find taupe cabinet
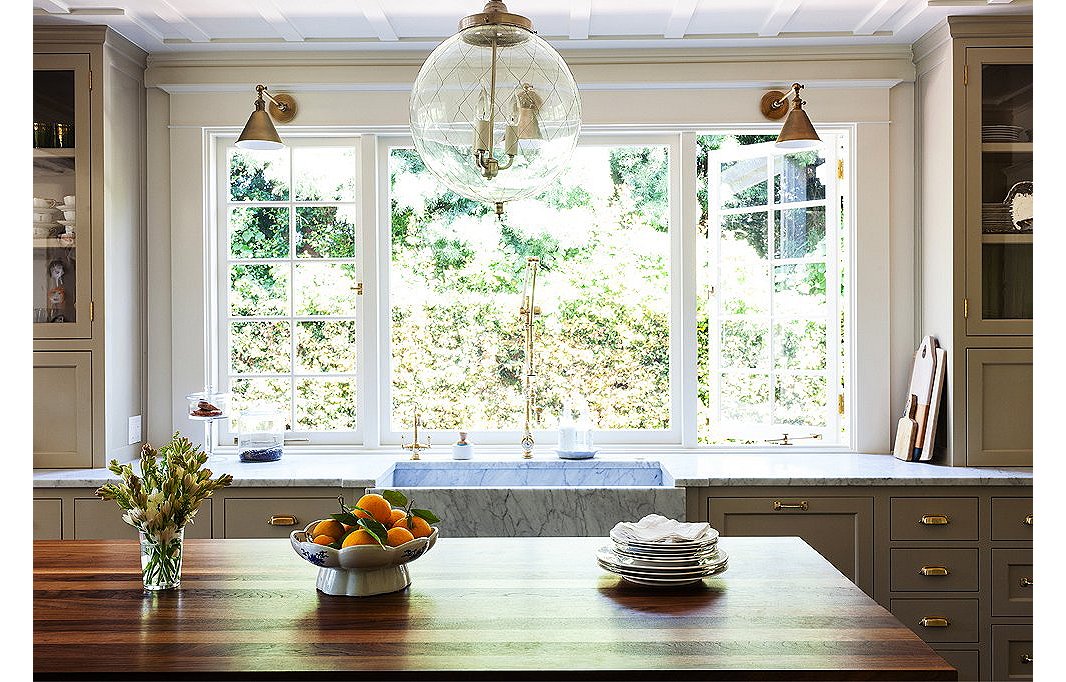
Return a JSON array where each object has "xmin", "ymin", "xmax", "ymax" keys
[
  {"xmin": 33, "ymin": 26, "xmax": 147, "ymax": 469},
  {"xmin": 691, "ymin": 485, "xmax": 1033, "ymax": 681},
  {"xmin": 914, "ymin": 16, "xmax": 1033, "ymax": 466}
]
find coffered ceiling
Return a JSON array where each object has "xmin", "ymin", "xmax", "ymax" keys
[{"xmin": 32, "ymin": 0, "xmax": 1031, "ymax": 54}]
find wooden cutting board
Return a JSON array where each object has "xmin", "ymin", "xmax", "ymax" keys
[
  {"xmin": 908, "ymin": 337, "xmax": 938, "ymax": 459},
  {"xmin": 918, "ymin": 347, "xmax": 948, "ymax": 461},
  {"xmin": 894, "ymin": 394, "xmax": 919, "ymax": 461}
]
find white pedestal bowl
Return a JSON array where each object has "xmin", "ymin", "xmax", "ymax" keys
[{"xmin": 290, "ymin": 522, "xmax": 438, "ymax": 596}]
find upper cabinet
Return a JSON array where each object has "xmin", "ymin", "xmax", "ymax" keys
[
  {"xmin": 965, "ymin": 48, "xmax": 1033, "ymax": 336},
  {"xmin": 915, "ymin": 16, "xmax": 1032, "ymax": 467},
  {"xmin": 33, "ymin": 27, "xmax": 147, "ymax": 468}
]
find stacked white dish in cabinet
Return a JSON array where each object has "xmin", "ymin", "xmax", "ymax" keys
[{"xmin": 597, "ymin": 514, "xmax": 728, "ymax": 586}]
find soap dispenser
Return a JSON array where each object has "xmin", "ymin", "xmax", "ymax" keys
[{"xmin": 452, "ymin": 431, "xmax": 473, "ymax": 460}]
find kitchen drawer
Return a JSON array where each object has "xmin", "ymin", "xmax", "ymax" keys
[
  {"xmin": 890, "ymin": 548, "xmax": 978, "ymax": 592},
  {"xmin": 890, "ymin": 497, "xmax": 979, "ymax": 541},
  {"xmin": 992, "ymin": 548, "xmax": 1032, "ymax": 617},
  {"xmin": 707, "ymin": 496, "xmax": 873, "ymax": 594},
  {"xmin": 889, "ymin": 598, "xmax": 979, "ymax": 643},
  {"xmin": 224, "ymin": 497, "xmax": 336, "ymax": 538},
  {"xmin": 992, "ymin": 625, "xmax": 1033, "ymax": 680},
  {"xmin": 935, "ymin": 649, "xmax": 980, "ymax": 682},
  {"xmin": 33, "ymin": 499, "xmax": 63, "ymax": 540},
  {"xmin": 75, "ymin": 498, "xmax": 213, "ymax": 539},
  {"xmin": 991, "ymin": 497, "xmax": 1032, "ymax": 541}
]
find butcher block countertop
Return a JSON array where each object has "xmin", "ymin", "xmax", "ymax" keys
[{"xmin": 34, "ymin": 536, "xmax": 955, "ymax": 681}]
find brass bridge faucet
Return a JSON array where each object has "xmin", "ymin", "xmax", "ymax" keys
[{"xmin": 402, "ymin": 413, "xmax": 432, "ymax": 460}]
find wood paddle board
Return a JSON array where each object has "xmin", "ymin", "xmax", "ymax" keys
[
  {"xmin": 894, "ymin": 394, "xmax": 919, "ymax": 461},
  {"xmin": 907, "ymin": 337, "xmax": 937, "ymax": 459}
]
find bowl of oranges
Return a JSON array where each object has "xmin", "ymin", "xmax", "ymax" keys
[{"xmin": 290, "ymin": 491, "xmax": 441, "ymax": 596}]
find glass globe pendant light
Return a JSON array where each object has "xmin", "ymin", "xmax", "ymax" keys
[{"xmin": 409, "ymin": 1, "xmax": 582, "ymax": 214}]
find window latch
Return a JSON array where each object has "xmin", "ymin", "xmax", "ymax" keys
[{"xmin": 351, "ymin": 283, "xmax": 364, "ymax": 296}]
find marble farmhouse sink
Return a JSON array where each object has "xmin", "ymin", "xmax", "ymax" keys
[{"xmin": 372, "ymin": 460, "xmax": 684, "ymax": 537}]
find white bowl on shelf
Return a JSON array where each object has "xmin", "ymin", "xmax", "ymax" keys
[
  {"xmin": 62, "ymin": 209, "xmax": 76, "ymax": 221},
  {"xmin": 32, "ymin": 211, "xmax": 55, "ymax": 222},
  {"xmin": 63, "ymin": 195, "xmax": 76, "ymax": 207},
  {"xmin": 33, "ymin": 197, "xmax": 56, "ymax": 208}
]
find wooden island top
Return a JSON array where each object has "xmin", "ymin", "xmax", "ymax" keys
[{"xmin": 34, "ymin": 536, "xmax": 955, "ymax": 681}]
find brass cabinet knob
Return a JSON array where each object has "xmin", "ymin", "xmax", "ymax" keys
[
  {"xmin": 919, "ymin": 514, "xmax": 950, "ymax": 525},
  {"xmin": 268, "ymin": 515, "xmax": 298, "ymax": 526},
  {"xmin": 919, "ymin": 616, "xmax": 950, "ymax": 628},
  {"xmin": 919, "ymin": 565, "xmax": 950, "ymax": 576},
  {"xmin": 1019, "ymin": 577, "xmax": 1033, "ymax": 587},
  {"xmin": 1024, "ymin": 513, "xmax": 1033, "ymax": 526},
  {"xmin": 1021, "ymin": 654, "xmax": 1033, "ymax": 664},
  {"xmin": 772, "ymin": 500, "xmax": 809, "ymax": 511}
]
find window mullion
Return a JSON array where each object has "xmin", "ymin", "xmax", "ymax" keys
[{"xmin": 766, "ymin": 156, "xmax": 776, "ymax": 435}]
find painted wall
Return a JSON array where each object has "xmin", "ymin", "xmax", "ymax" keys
[{"xmin": 145, "ymin": 46, "xmax": 916, "ymax": 453}]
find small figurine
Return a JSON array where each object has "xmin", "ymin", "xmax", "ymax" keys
[{"xmin": 46, "ymin": 258, "xmax": 67, "ymax": 321}]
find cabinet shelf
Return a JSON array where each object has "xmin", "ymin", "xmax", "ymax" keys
[
  {"xmin": 981, "ymin": 233, "xmax": 1032, "ymax": 244},
  {"xmin": 33, "ymin": 148, "xmax": 77, "ymax": 158},
  {"xmin": 982, "ymin": 142, "xmax": 1032, "ymax": 153},
  {"xmin": 33, "ymin": 238, "xmax": 76, "ymax": 249}
]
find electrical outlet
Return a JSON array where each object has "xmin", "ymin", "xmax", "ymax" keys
[{"xmin": 128, "ymin": 415, "xmax": 142, "ymax": 445}]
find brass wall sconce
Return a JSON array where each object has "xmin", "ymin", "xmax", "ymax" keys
[
  {"xmin": 759, "ymin": 83, "xmax": 821, "ymax": 150},
  {"xmin": 236, "ymin": 84, "xmax": 298, "ymax": 150}
]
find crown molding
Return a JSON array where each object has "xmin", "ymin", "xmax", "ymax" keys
[{"xmin": 946, "ymin": 14, "xmax": 1032, "ymax": 39}]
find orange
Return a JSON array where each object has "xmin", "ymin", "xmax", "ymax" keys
[
  {"xmin": 394, "ymin": 515, "xmax": 432, "ymax": 538},
  {"xmin": 386, "ymin": 527, "xmax": 415, "ymax": 547},
  {"xmin": 341, "ymin": 529, "xmax": 378, "ymax": 547},
  {"xmin": 312, "ymin": 534, "xmax": 335, "ymax": 546},
  {"xmin": 389, "ymin": 509, "xmax": 408, "ymax": 526},
  {"xmin": 311, "ymin": 519, "xmax": 345, "ymax": 541},
  {"xmin": 353, "ymin": 493, "xmax": 393, "ymax": 525}
]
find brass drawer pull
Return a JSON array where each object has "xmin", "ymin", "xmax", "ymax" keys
[
  {"xmin": 268, "ymin": 515, "xmax": 298, "ymax": 526},
  {"xmin": 1019, "ymin": 577, "xmax": 1033, "ymax": 587},
  {"xmin": 772, "ymin": 500, "xmax": 809, "ymax": 511},
  {"xmin": 1021, "ymin": 654, "xmax": 1032, "ymax": 664},
  {"xmin": 919, "ymin": 616, "xmax": 949, "ymax": 628},
  {"xmin": 919, "ymin": 514, "xmax": 950, "ymax": 525},
  {"xmin": 1024, "ymin": 513, "xmax": 1033, "ymax": 526},
  {"xmin": 919, "ymin": 565, "xmax": 950, "ymax": 576}
]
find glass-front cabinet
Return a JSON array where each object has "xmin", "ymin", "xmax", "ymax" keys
[
  {"xmin": 965, "ymin": 47, "xmax": 1032, "ymax": 335},
  {"xmin": 33, "ymin": 53, "xmax": 91, "ymax": 338}
]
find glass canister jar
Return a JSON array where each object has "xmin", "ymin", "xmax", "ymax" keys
[{"xmin": 237, "ymin": 408, "xmax": 286, "ymax": 462}]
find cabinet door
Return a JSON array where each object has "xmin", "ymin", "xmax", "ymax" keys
[
  {"xmin": 965, "ymin": 348, "xmax": 1032, "ymax": 465},
  {"xmin": 964, "ymin": 47, "xmax": 1032, "ymax": 336},
  {"xmin": 33, "ymin": 53, "xmax": 92, "ymax": 339},
  {"xmin": 74, "ymin": 497, "xmax": 213, "ymax": 539},
  {"xmin": 33, "ymin": 351, "xmax": 92, "ymax": 468},
  {"xmin": 33, "ymin": 499, "xmax": 63, "ymax": 540},
  {"xmin": 707, "ymin": 496, "xmax": 873, "ymax": 594}
]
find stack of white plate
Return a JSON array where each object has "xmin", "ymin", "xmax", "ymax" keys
[
  {"xmin": 982, "ymin": 125, "xmax": 1028, "ymax": 142},
  {"xmin": 33, "ymin": 202, "xmax": 58, "ymax": 239},
  {"xmin": 597, "ymin": 527, "xmax": 728, "ymax": 586}
]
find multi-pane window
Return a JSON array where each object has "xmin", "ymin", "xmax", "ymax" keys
[
  {"xmin": 212, "ymin": 130, "xmax": 850, "ymax": 448},
  {"xmin": 388, "ymin": 142, "xmax": 673, "ymax": 437},
  {"xmin": 697, "ymin": 133, "xmax": 848, "ymax": 445},
  {"xmin": 220, "ymin": 140, "xmax": 361, "ymax": 438}
]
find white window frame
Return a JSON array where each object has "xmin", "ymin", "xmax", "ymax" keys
[
  {"xmin": 203, "ymin": 125, "xmax": 856, "ymax": 452},
  {"xmin": 211, "ymin": 133, "xmax": 368, "ymax": 447},
  {"xmin": 376, "ymin": 132, "xmax": 683, "ymax": 447}
]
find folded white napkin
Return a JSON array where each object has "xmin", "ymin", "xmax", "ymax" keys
[{"xmin": 611, "ymin": 514, "xmax": 713, "ymax": 543}]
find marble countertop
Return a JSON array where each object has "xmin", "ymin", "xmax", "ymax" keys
[{"xmin": 33, "ymin": 451, "xmax": 1032, "ymax": 488}]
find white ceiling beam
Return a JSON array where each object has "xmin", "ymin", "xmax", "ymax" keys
[
  {"xmin": 758, "ymin": 0, "xmax": 803, "ymax": 37},
  {"xmin": 258, "ymin": 1, "xmax": 304, "ymax": 42},
  {"xmin": 664, "ymin": 0, "xmax": 700, "ymax": 39},
  {"xmin": 357, "ymin": 0, "xmax": 399, "ymax": 41},
  {"xmin": 853, "ymin": 0, "xmax": 905, "ymax": 35},
  {"xmin": 569, "ymin": 0, "xmax": 592, "ymax": 40},
  {"xmin": 122, "ymin": 10, "xmax": 169, "ymax": 43},
  {"xmin": 884, "ymin": 0, "xmax": 928, "ymax": 33},
  {"xmin": 34, "ymin": 1, "xmax": 70, "ymax": 13},
  {"xmin": 150, "ymin": 0, "xmax": 214, "ymax": 43}
]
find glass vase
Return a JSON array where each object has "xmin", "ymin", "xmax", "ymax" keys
[{"xmin": 139, "ymin": 527, "xmax": 184, "ymax": 591}]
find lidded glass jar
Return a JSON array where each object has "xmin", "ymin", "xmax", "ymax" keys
[
  {"xmin": 237, "ymin": 408, "xmax": 286, "ymax": 462},
  {"xmin": 185, "ymin": 391, "xmax": 229, "ymax": 421}
]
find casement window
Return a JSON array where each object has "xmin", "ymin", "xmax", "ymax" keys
[{"xmin": 211, "ymin": 130, "xmax": 849, "ymax": 449}]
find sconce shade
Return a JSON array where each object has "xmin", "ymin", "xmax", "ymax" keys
[
  {"xmin": 236, "ymin": 100, "xmax": 284, "ymax": 150},
  {"xmin": 776, "ymin": 106, "xmax": 821, "ymax": 149}
]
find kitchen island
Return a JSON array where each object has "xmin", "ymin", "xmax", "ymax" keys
[{"xmin": 34, "ymin": 536, "xmax": 955, "ymax": 680}]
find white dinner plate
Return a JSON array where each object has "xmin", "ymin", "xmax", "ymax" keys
[
  {"xmin": 611, "ymin": 542, "xmax": 718, "ymax": 558},
  {"xmin": 611, "ymin": 546, "xmax": 720, "ymax": 562},
  {"xmin": 597, "ymin": 547, "xmax": 725, "ymax": 573}
]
